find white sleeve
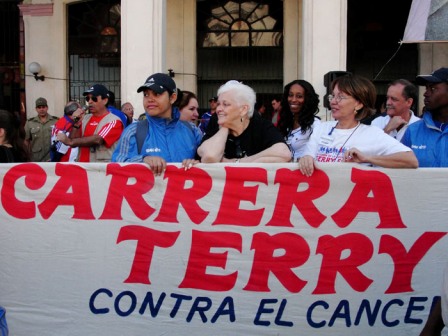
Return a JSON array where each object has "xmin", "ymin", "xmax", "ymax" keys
[
  {"xmin": 302, "ymin": 121, "xmax": 324, "ymax": 158},
  {"xmin": 371, "ymin": 116, "xmax": 386, "ymax": 130}
]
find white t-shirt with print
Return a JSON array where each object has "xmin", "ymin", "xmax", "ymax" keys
[
  {"xmin": 303, "ymin": 121, "xmax": 412, "ymax": 163},
  {"xmin": 286, "ymin": 118, "xmax": 321, "ymax": 161}
]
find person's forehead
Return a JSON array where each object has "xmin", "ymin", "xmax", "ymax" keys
[
  {"xmin": 143, "ymin": 88, "xmax": 166, "ymax": 95},
  {"xmin": 428, "ymin": 82, "xmax": 448, "ymax": 88},
  {"xmin": 332, "ymin": 85, "xmax": 342, "ymax": 93},
  {"xmin": 387, "ymin": 84, "xmax": 405, "ymax": 94},
  {"xmin": 218, "ymin": 91, "xmax": 234, "ymax": 99},
  {"xmin": 289, "ymin": 83, "xmax": 305, "ymax": 93}
]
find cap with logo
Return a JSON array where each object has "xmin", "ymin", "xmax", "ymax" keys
[
  {"xmin": 35, "ymin": 97, "xmax": 48, "ymax": 107},
  {"xmin": 415, "ymin": 67, "xmax": 448, "ymax": 86},
  {"xmin": 137, "ymin": 73, "xmax": 177, "ymax": 94},
  {"xmin": 83, "ymin": 84, "xmax": 110, "ymax": 97},
  {"xmin": 209, "ymin": 96, "xmax": 218, "ymax": 102}
]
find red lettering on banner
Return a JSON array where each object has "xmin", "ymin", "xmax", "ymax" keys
[
  {"xmin": 313, "ymin": 233, "xmax": 374, "ymax": 294},
  {"xmin": 155, "ymin": 166, "xmax": 212, "ymax": 224},
  {"xmin": 117, "ymin": 225, "xmax": 180, "ymax": 284},
  {"xmin": 244, "ymin": 232, "xmax": 309, "ymax": 293},
  {"xmin": 213, "ymin": 167, "xmax": 267, "ymax": 226},
  {"xmin": 100, "ymin": 164, "xmax": 156, "ymax": 220},
  {"xmin": 179, "ymin": 230, "xmax": 242, "ymax": 291},
  {"xmin": 379, "ymin": 232, "xmax": 446, "ymax": 293},
  {"xmin": 332, "ymin": 168, "xmax": 406, "ymax": 228},
  {"xmin": 1, "ymin": 163, "xmax": 45, "ymax": 219},
  {"xmin": 266, "ymin": 169, "xmax": 328, "ymax": 228},
  {"xmin": 39, "ymin": 163, "xmax": 94, "ymax": 219}
]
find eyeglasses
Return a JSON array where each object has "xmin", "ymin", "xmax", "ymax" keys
[
  {"xmin": 85, "ymin": 95, "xmax": 99, "ymax": 103},
  {"xmin": 328, "ymin": 94, "xmax": 350, "ymax": 103}
]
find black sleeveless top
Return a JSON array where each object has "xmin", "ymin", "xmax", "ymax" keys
[{"xmin": 0, "ymin": 145, "xmax": 25, "ymax": 163}]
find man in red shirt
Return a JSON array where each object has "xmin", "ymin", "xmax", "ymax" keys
[{"xmin": 57, "ymin": 84, "xmax": 123, "ymax": 162}]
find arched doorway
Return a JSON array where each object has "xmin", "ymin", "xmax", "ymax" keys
[{"xmin": 196, "ymin": 0, "xmax": 284, "ymax": 112}]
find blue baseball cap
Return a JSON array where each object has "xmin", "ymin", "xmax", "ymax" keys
[
  {"xmin": 137, "ymin": 73, "xmax": 177, "ymax": 94},
  {"xmin": 83, "ymin": 84, "xmax": 110, "ymax": 97},
  {"xmin": 416, "ymin": 67, "xmax": 448, "ymax": 86}
]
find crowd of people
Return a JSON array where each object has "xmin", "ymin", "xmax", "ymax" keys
[
  {"xmin": 0, "ymin": 68, "xmax": 447, "ymax": 173},
  {"xmin": 0, "ymin": 68, "xmax": 447, "ymax": 333}
]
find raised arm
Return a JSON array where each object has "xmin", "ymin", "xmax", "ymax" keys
[
  {"xmin": 197, "ymin": 127, "xmax": 229, "ymax": 163},
  {"xmin": 344, "ymin": 148, "xmax": 418, "ymax": 168},
  {"xmin": 57, "ymin": 132, "xmax": 104, "ymax": 147},
  {"xmin": 226, "ymin": 142, "xmax": 291, "ymax": 163}
]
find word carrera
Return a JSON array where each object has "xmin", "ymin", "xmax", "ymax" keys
[{"xmin": 2, "ymin": 163, "xmax": 412, "ymax": 228}]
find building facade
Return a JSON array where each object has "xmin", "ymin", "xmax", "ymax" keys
[{"xmin": 16, "ymin": 0, "xmax": 448, "ymax": 119}]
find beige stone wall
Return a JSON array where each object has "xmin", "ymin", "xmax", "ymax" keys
[
  {"xmin": 22, "ymin": 0, "xmax": 443, "ymax": 121},
  {"xmin": 166, "ymin": 0, "xmax": 197, "ymax": 94},
  {"xmin": 121, "ymin": 0, "xmax": 166, "ymax": 117},
  {"xmin": 298, "ymin": 0, "xmax": 348, "ymax": 120},
  {"xmin": 22, "ymin": 0, "xmax": 67, "ymax": 118}
]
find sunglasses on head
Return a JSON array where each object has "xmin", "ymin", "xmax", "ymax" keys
[
  {"xmin": 85, "ymin": 95, "xmax": 100, "ymax": 103},
  {"xmin": 65, "ymin": 102, "xmax": 81, "ymax": 115}
]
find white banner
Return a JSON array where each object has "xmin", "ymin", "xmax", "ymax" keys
[
  {"xmin": 0, "ymin": 162, "xmax": 447, "ymax": 335},
  {"xmin": 403, "ymin": 0, "xmax": 448, "ymax": 42}
]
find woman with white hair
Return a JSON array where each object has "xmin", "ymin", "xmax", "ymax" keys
[{"xmin": 197, "ymin": 80, "xmax": 291, "ymax": 163}]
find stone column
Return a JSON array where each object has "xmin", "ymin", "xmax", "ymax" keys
[
  {"xmin": 121, "ymin": 0, "xmax": 166, "ymax": 111},
  {"xmin": 286, "ymin": 0, "xmax": 347, "ymax": 120}
]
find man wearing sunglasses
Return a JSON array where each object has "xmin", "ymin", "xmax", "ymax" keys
[{"xmin": 57, "ymin": 84, "xmax": 123, "ymax": 162}]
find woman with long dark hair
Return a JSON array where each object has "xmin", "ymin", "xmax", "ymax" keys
[
  {"xmin": 277, "ymin": 79, "xmax": 321, "ymax": 162},
  {"xmin": 0, "ymin": 109, "xmax": 29, "ymax": 162}
]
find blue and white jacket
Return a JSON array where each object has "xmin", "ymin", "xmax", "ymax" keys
[
  {"xmin": 401, "ymin": 111, "xmax": 448, "ymax": 167},
  {"xmin": 112, "ymin": 107, "xmax": 202, "ymax": 163}
]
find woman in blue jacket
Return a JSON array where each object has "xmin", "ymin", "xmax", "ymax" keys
[{"xmin": 112, "ymin": 73, "xmax": 202, "ymax": 175}]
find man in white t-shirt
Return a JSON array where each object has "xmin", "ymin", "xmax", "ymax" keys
[{"xmin": 372, "ymin": 79, "xmax": 420, "ymax": 141}]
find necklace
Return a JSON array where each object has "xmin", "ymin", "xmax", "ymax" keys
[{"xmin": 332, "ymin": 122, "xmax": 361, "ymax": 161}]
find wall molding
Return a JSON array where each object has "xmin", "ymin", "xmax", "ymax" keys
[{"xmin": 18, "ymin": 4, "xmax": 53, "ymax": 16}]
